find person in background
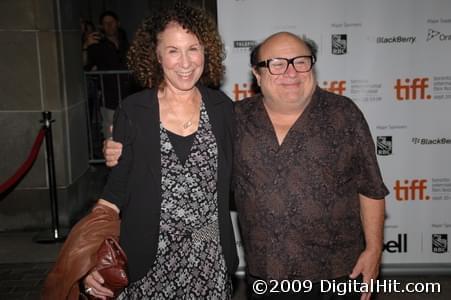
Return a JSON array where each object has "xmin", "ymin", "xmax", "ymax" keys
[
  {"xmin": 83, "ymin": 3, "xmax": 238, "ymax": 299},
  {"xmin": 83, "ymin": 10, "xmax": 129, "ymax": 71},
  {"xmin": 83, "ymin": 10, "xmax": 130, "ymax": 139},
  {"xmin": 81, "ymin": 19, "xmax": 104, "ymax": 157}
]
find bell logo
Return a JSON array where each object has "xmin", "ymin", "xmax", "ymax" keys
[
  {"xmin": 394, "ymin": 78, "xmax": 431, "ymax": 100},
  {"xmin": 233, "ymin": 83, "xmax": 256, "ymax": 101},
  {"xmin": 322, "ymin": 80, "xmax": 346, "ymax": 95},
  {"xmin": 394, "ymin": 179, "xmax": 430, "ymax": 201},
  {"xmin": 383, "ymin": 234, "xmax": 407, "ymax": 253}
]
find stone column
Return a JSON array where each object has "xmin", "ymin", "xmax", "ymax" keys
[{"xmin": 0, "ymin": 0, "xmax": 91, "ymax": 231}]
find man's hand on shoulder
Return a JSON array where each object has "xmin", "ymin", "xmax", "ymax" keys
[{"xmin": 103, "ymin": 136, "xmax": 123, "ymax": 167}]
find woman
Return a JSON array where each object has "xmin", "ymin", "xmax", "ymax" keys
[{"xmin": 84, "ymin": 3, "xmax": 238, "ymax": 299}]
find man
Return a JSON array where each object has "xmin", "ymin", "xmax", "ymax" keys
[
  {"xmin": 104, "ymin": 32, "xmax": 388, "ymax": 300},
  {"xmin": 83, "ymin": 11, "xmax": 131, "ymax": 139},
  {"xmin": 233, "ymin": 33, "xmax": 388, "ymax": 300}
]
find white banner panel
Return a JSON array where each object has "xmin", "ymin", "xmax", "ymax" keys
[{"xmin": 218, "ymin": 0, "xmax": 451, "ymax": 271}]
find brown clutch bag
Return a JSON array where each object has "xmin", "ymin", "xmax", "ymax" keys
[{"xmin": 88, "ymin": 237, "xmax": 128, "ymax": 299}]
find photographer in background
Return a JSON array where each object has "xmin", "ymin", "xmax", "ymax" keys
[
  {"xmin": 83, "ymin": 10, "xmax": 129, "ymax": 71},
  {"xmin": 83, "ymin": 11, "xmax": 131, "ymax": 139}
]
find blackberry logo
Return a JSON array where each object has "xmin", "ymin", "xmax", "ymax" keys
[
  {"xmin": 376, "ymin": 35, "xmax": 416, "ymax": 44},
  {"xmin": 427, "ymin": 29, "xmax": 441, "ymax": 41},
  {"xmin": 377, "ymin": 136, "xmax": 392, "ymax": 156},
  {"xmin": 332, "ymin": 34, "xmax": 347, "ymax": 55},
  {"xmin": 412, "ymin": 137, "xmax": 451, "ymax": 145},
  {"xmin": 432, "ymin": 234, "xmax": 448, "ymax": 253}
]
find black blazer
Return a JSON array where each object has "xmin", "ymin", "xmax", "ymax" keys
[{"xmin": 101, "ymin": 86, "xmax": 238, "ymax": 282}]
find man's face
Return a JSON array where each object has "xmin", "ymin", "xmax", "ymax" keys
[
  {"xmin": 253, "ymin": 34, "xmax": 316, "ymax": 105},
  {"xmin": 101, "ymin": 16, "xmax": 119, "ymax": 37}
]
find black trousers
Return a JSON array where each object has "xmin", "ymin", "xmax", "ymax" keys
[{"xmin": 247, "ymin": 274, "xmax": 362, "ymax": 300}]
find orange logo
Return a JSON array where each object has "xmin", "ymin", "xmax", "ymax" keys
[
  {"xmin": 322, "ymin": 80, "xmax": 346, "ymax": 95},
  {"xmin": 394, "ymin": 179, "xmax": 430, "ymax": 201},
  {"xmin": 394, "ymin": 78, "xmax": 431, "ymax": 100},
  {"xmin": 232, "ymin": 83, "xmax": 256, "ymax": 101}
]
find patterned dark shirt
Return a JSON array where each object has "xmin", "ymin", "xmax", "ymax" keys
[{"xmin": 233, "ymin": 86, "xmax": 389, "ymax": 282}]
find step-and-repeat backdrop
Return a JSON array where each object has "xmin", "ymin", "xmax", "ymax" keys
[{"xmin": 218, "ymin": 0, "xmax": 451, "ymax": 272}]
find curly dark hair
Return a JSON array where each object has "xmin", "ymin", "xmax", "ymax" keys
[{"xmin": 127, "ymin": 3, "xmax": 225, "ymax": 89}]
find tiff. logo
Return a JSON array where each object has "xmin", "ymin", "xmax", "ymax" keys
[
  {"xmin": 322, "ymin": 80, "xmax": 346, "ymax": 95},
  {"xmin": 233, "ymin": 83, "xmax": 256, "ymax": 101},
  {"xmin": 394, "ymin": 179, "xmax": 430, "ymax": 201},
  {"xmin": 394, "ymin": 78, "xmax": 431, "ymax": 100}
]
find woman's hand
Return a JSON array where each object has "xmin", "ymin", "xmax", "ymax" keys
[{"xmin": 83, "ymin": 270, "xmax": 114, "ymax": 299}]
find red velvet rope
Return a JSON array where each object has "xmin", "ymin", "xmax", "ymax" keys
[{"xmin": 0, "ymin": 128, "xmax": 46, "ymax": 194}]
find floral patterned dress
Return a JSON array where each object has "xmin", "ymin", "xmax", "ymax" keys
[{"xmin": 118, "ymin": 102, "xmax": 231, "ymax": 300}]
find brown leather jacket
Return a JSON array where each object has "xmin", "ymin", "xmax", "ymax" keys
[{"xmin": 42, "ymin": 205, "xmax": 120, "ymax": 300}]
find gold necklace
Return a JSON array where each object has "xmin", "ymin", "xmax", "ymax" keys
[{"xmin": 165, "ymin": 97, "xmax": 198, "ymax": 130}]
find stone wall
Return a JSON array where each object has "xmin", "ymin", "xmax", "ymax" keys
[{"xmin": 0, "ymin": 0, "xmax": 91, "ymax": 231}]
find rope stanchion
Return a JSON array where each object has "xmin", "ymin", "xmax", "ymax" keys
[
  {"xmin": 34, "ymin": 111, "xmax": 65, "ymax": 243},
  {"xmin": 0, "ymin": 111, "xmax": 65, "ymax": 242},
  {"xmin": 0, "ymin": 129, "xmax": 46, "ymax": 194}
]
